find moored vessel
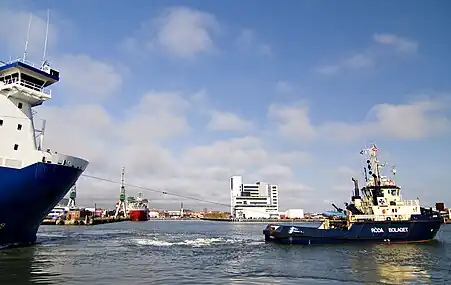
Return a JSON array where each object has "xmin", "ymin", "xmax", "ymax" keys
[
  {"xmin": 127, "ymin": 192, "xmax": 149, "ymax": 221},
  {"xmin": 263, "ymin": 145, "xmax": 443, "ymax": 245},
  {"xmin": 0, "ymin": 56, "xmax": 89, "ymax": 247}
]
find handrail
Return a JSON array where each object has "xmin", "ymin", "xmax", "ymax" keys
[
  {"xmin": 0, "ymin": 77, "xmax": 51, "ymax": 95},
  {"xmin": 399, "ymin": 200, "xmax": 419, "ymax": 206},
  {"xmin": 4, "ymin": 57, "xmax": 41, "ymax": 69}
]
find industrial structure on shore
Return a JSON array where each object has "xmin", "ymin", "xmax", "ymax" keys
[{"xmin": 230, "ymin": 175, "xmax": 304, "ymax": 219}]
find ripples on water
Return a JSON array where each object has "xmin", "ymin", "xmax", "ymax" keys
[{"xmin": 1, "ymin": 221, "xmax": 451, "ymax": 285}]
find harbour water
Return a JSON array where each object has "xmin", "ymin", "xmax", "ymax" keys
[{"xmin": 1, "ymin": 221, "xmax": 450, "ymax": 284}]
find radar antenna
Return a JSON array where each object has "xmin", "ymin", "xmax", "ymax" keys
[
  {"xmin": 392, "ymin": 165, "xmax": 397, "ymax": 183},
  {"xmin": 23, "ymin": 13, "xmax": 33, "ymax": 61},
  {"xmin": 42, "ymin": 9, "xmax": 50, "ymax": 67}
]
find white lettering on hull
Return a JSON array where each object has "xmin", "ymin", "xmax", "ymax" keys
[
  {"xmin": 388, "ymin": 227, "xmax": 408, "ymax": 233},
  {"xmin": 288, "ymin": 226, "xmax": 303, "ymax": 234},
  {"xmin": 371, "ymin": 227, "xmax": 409, "ymax": 234}
]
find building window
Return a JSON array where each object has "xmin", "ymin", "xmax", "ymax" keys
[
  {"xmin": 0, "ymin": 119, "xmax": 3, "ymax": 126},
  {"xmin": 17, "ymin": 124, "xmax": 22, "ymax": 130},
  {"xmin": 18, "ymin": 102, "xmax": 23, "ymax": 109},
  {"xmin": 13, "ymin": 144, "xmax": 19, "ymax": 150}
]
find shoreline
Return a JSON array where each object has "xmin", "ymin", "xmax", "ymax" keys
[
  {"xmin": 145, "ymin": 217, "xmax": 323, "ymax": 223},
  {"xmin": 200, "ymin": 217, "xmax": 323, "ymax": 223}
]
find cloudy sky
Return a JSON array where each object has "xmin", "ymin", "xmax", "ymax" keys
[{"xmin": 1, "ymin": 0, "xmax": 450, "ymax": 212}]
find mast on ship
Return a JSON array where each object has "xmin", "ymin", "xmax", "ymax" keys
[
  {"xmin": 0, "ymin": 10, "xmax": 61, "ymax": 167},
  {"xmin": 357, "ymin": 144, "xmax": 403, "ymax": 211},
  {"xmin": 114, "ymin": 166, "xmax": 127, "ymax": 218}
]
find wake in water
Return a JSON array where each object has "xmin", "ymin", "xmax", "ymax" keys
[{"xmin": 130, "ymin": 237, "xmax": 240, "ymax": 247}]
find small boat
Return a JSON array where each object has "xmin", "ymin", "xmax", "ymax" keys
[{"xmin": 263, "ymin": 144, "xmax": 444, "ymax": 245}]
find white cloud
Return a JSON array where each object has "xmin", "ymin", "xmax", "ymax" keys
[
  {"xmin": 121, "ymin": 6, "xmax": 220, "ymax": 59},
  {"xmin": 373, "ymin": 33, "xmax": 418, "ymax": 54},
  {"xmin": 315, "ymin": 65, "xmax": 341, "ymax": 75},
  {"xmin": 257, "ymin": 164, "xmax": 293, "ymax": 181},
  {"xmin": 275, "ymin": 151, "xmax": 312, "ymax": 166},
  {"xmin": 268, "ymin": 97, "xmax": 451, "ymax": 142},
  {"xmin": 119, "ymin": 91, "xmax": 191, "ymax": 143},
  {"xmin": 316, "ymin": 33, "xmax": 417, "ymax": 75},
  {"xmin": 182, "ymin": 136, "xmax": 268, "ymax": 169},
  {"xmin": 54, "ymin": 54, "xmax": 123, "ymax": 101},
  {"xmin": 316, "ymin": 53, "xmax": 374, "ymax": 75},
  {"xmin": 367, "ymin": 99, "xmax": 451, "ymax": 139},
  {"xmin": 344, "ymin": 53, "xmax": 374, "ymax": 69},
  {"xmin": 206, "ymin": 110, "xmax": 253, "ymax": 132},
  {"xmin": 155, "ymin": 7, "xmax": 219, "ymax": 58},
  {"xmin": 268, "ymin": 101, "xmax": 317, "ymax": 140},
  {"xmin": 236, "ymin": 28, "xmax": 271, "ymax": 56},
  {"xmin": 236, "ymin": 29, "xmax": 254, "ymax": 48},
  {"xmin": 275, "ymin": 80, "xmax": 294, "ymax": 94}
]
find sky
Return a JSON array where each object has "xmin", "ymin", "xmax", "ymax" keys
[{"xmin": 1, "ymin": 0, "xmax": 451, "ymax": 212}]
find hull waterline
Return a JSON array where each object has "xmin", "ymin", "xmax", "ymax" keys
[
  {"xmin": 263, "ymin": 219, "xmax": 444, "ymax": 245},
  {"xmin": 129, "ymin": 210, "xmax": 148, "ymax": 222}
]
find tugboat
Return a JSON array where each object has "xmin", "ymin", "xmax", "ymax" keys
[{"xmin": 263, "ymin": 145, "xmax": 444, "ymax": 245}]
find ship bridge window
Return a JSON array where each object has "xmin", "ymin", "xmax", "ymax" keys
[
  {"xmin": 0, "ymin": 119, "xmax": 3, "ymax": 126},
  {"xmin": 21, "ymin": 73, "xmax": 45, "ymax": 91},
  {"xmin": 18, "ymin": 102, "xmax": 23, "ymax": 109},
  {"xmin": 17, "ymin": 124, "xmax": 22, "ymax": 130},
  {"xmin": 0, "ymin": 73, "xmax": 19, "ymax": 84},
  {"xmin": 13, "ymin": 144, "xmax": 19, "ymax": 151}
]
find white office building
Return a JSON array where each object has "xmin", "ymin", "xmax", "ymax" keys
[{"xmin": 230, "ymin": 175, "xmax": 279, "ymax": 219}]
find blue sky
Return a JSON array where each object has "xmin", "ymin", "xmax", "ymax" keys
[{"xmin": 1, "ymin": 0, "xmax": 451, "ymax": 211}]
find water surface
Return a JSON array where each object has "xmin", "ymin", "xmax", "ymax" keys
[{"xmin": 1, "ymin": 221, "xmax": 450, "ymax": 284}]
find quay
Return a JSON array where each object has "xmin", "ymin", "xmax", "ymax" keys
[
  {"xmin": 200, "ymin": 217, "xmax": 324, "ymax": 223},
  {"xmin": 41, "ymin": 216, "xmax": 129, "ymax": 226}
]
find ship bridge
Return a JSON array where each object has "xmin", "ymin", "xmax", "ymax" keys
[{"xmin": 0, "ymin": 59, "xmax": 60, "ymax": 106}]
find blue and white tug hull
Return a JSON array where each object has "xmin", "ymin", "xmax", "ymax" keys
[
  {"xmin": 263, "ymin": 216, "xmax": 444, "ymax": 245},
  {"xmin": 0, "ymin": 162, "xmax": 84, "ymax": 247}
]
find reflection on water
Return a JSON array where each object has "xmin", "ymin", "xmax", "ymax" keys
[
  {"xmin": 350, "ymin": 241, "xmax": 448, "ymax": 284},
  {"xmin": 0, "ymin": 245, "xmax": 60, "ymax": 285}
]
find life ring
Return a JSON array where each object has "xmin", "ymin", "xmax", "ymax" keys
[{"xmin": 382, "ymin": 209, "xmax": 386, "ymax": 214}]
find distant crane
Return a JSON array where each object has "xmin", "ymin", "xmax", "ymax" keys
[
  {"xmin": 67, "ymin": 184, "xmax": 76, "ymax": 208},
  {"xmin": 114, "ymin": 167, "xmax": 127, "ymax": 218}
]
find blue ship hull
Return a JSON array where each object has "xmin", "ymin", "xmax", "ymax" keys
[
  {"xmin": 263, "ymin": 216, "xmax": 444, "ymax": 245},
  {"xmin": 0, "ymin": 162, "xmax": 83, "ymax": 248}
]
